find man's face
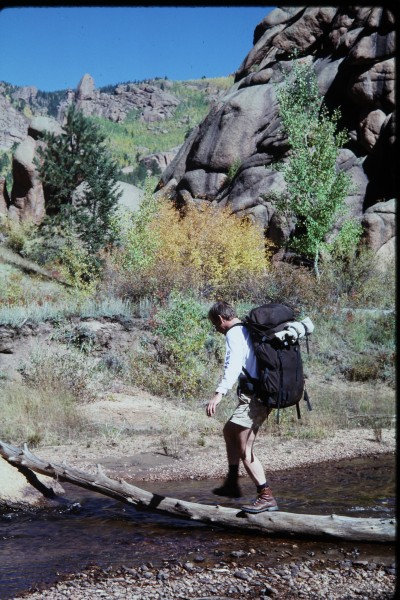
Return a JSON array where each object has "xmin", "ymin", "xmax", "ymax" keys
[{"xmin": 211, "ymin": 316, "xmax": 230, "ymax": 335}]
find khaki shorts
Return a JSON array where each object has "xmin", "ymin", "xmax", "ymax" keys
[{"xmin": 229, "ymin": 392, "xmax": 271, "ymax": 430}]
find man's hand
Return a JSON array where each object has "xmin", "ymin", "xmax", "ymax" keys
[{"xmin": 206, "ymin": 392, "xmax": 223, "ymax": 417}]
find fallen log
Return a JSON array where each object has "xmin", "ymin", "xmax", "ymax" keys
[{"xmin": 0, "ymin": 439, "xmax": 395, "ymax": 543}]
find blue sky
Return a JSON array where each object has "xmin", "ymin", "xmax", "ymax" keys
[{"xmin": 0, "ymin": 6, "xmax": 274, "ymax": 91}]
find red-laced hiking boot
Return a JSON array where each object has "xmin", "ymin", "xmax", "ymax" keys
[{"xmin": 240, "ymin": 487, "xmax": 278, "ymax": 513}]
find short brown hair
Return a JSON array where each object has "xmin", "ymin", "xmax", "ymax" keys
[{"xmin": 208, "ymin": 301, "xmax": 236, "ymax": 323}]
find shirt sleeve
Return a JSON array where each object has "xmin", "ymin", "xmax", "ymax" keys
[{"xmin": 215, "ymin": 327, "xmax": 246, "ymax": 395}]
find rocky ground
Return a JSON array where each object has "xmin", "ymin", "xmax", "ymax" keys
[
  {"xmin": 14, "ymin": 555, "xmax": 396, "ymax": 600},
  {"xmin": 8, "ymin": 389, "xmax": 396, "ymax": 600}
]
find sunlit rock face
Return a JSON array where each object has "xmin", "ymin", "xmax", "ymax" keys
[
  {"xmin": 57, "ymin": 73, "xmax": 181, "ymax": 124},
  {"xmin": 158, "ymin": 6, "xmax": 396, "ymax": 266}
]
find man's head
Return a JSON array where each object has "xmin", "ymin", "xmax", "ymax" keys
[{"xmin": 208, "ymin": 301, "xmax": 237, "ymax": 334}]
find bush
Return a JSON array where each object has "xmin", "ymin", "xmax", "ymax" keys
[
  {"xmin": 132, "ymin": 291, "xmax": 223, "ymax": 400},
  {"xmin": 56, "ymin": 235, "xmax": 102, "ymax": 292},
  {"xmin": 0, "ymin": 218, "xmax": 36, "ymax": 254},
  {"xmin": 20, "ymin": 343, "xmax": 106, "ymax": 403},
  {"xmin": 106, "ymin": 193, "xmax": 272, "ymax": 301},
  {"xmin": 319, "ymin": 244, "xmax": 395, "ymax": 309},
  {"xmin": 310, "ymin": 309, "xmax": 396, "ymax": 388}
]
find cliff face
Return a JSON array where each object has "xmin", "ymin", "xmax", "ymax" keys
[
  {"xmin": 57, "ymin": 74, "xmax": 181, "ymax": 124},
  {"xmin": 158, "ymin": 6, "xmax": 396, "ymax": 267},
  {"xmin": 0, "ymin": 86, "xmax": 30, "ymax": 151},
  {"xmin": 0, "ymin": 75, "xmax": 186, "ymax": 151}
]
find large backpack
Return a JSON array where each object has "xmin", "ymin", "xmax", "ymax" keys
[{"xmin": 237, "ymin": 303, "xmax": 312, "ymax": 423}]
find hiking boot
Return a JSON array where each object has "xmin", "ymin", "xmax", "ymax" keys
[
  {"xmin": 240, "ymin": 487, "xmax": 278, "ymax": 513},
  {"xmin": 212, "ymin": 480, "xmax": 242, "ymax": 498}
]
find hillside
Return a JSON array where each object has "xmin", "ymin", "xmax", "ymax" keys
[{"xmin": 0, "ymin": 75, "xmax": 233, "ymax": 188}]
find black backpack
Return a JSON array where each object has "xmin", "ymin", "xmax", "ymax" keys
[{"xmin": 237, "ymin": 303, "xmax": 312, "ymax": 423}]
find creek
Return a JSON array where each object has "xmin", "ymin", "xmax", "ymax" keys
[{"xmin": 0, "ymin": 453, "xmax": 395, "ymax": 599}]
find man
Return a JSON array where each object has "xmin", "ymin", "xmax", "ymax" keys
[{"xmin": 206, "ymin": 300, "xmax": 278, "ymax": 513}]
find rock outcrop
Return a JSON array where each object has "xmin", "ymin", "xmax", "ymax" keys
[
  {"xmin": 9, "ymin": 136, "xmax": 46, "ymax": 224},
  {"xmin": 0, "ymin": 455, "xmax": 65, "ymax": 509},
  {"xmin": 4, "ymin": 116, "xmax": 64, "ymax": 223},
  {"xmin": 139, "ymin": 146, "xmax": 181, "ymax": 176},
  {"xmin": 57, "ymin": 74, "xmax": 181, "ymax": 124},
  {"xmin": 0, "ymin": 88, "xmax": 30, "ymax": 150},
  {"xmin": 158, "ymin": 6, "xmax": 396, "ymax": 267}
]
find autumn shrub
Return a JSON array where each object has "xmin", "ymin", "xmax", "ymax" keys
[
  {"xmin": 105, "ymin": 192, "xmax": 272, "ymax": 301},
  {"xmin": 308, "ymin": 310, "xmax": 396, "ymax": 388},
  {"xmin": 259, "ymin": 262, "xmax": 332, "ymax": 313},
  {"xmin": 319, "ymin": 243, "xmax": 395, "ymax": 309},
  {"xmin": 55, "ymin": 235, "xmax": 102, "ymax": 292}
]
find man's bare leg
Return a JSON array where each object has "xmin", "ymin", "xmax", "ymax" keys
[
  {"xmin": 226, "ymin": 422, "xmax": 266, "ymax": 486},
  {"xmin": 212, "ymin": 421, "xmax": 244, "ymax": 497}
]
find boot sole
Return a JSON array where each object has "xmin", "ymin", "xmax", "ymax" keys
[{"xmin": 240, "ymin": 505, "xmax": 279, "ymax": 513}]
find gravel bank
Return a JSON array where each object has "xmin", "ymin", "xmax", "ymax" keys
[{"xmin": 15, "ymin": 557, "xmax": 396, "ymax": 599}]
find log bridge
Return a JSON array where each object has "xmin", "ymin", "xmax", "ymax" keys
[{"xmin": 0, "ymin": 440, "xmax": 395, "ymax": 544}]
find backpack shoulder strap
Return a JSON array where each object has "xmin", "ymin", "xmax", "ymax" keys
[{"xmin": 226, "ymin": 321, "xmax": 246, "ymax": 332}]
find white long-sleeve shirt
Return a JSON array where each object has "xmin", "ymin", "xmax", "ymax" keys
[{"xmin": 216, "ymin": 324, "xmax": 259, "ymax": 395}]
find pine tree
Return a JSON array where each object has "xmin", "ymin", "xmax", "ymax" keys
[{"xmin": 36, "ymin": 104, "xmax": 122, "ymax": 252}]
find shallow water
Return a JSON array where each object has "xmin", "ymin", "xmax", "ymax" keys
[{"xmin": 0, "ymin": 453, "xmax": 395, "ymax": 599}]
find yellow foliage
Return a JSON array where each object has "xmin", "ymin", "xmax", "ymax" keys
[
  {"xmin": 148, "ymin": 198, "xmax": 271, "ymax": 293},
  {"xmin": 107, "ymin": 194, "xmax": 272, "ymax": 299}
]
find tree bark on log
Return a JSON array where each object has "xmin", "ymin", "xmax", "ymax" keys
[{"xmin": 0, "ymin": 440, "xmax": 395, "ymax": 543}]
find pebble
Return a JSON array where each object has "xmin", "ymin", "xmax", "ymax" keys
[{"xmin": 11, "ymin": 558, "xmax": 395, "ymax": 600}]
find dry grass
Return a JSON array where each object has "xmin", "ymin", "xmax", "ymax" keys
[{"xmin": 0, "ymin": 382, "xmax": 89, "ymax": 446}]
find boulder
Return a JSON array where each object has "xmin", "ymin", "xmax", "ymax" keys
[
  {"xmin": 76, "ymin": 73, "xmax": 96, "ymax": 100},
  {"xmin": 347, "ymin": 30, "xmax": 395, "ymax": 64},
  {"xmin": 347, "ymin": 58, "xmax": 395, "ymax": 111},
  {"xmin": 28, "ymin": 116, "xmax": 63, "ymax": 140},
  {"xmin": 159, "ymin": 5, "xmax": 396, "ymax": 264},
  {"xmin": 0, "ymin": 455, "xmax": 65, "ymax": 508},
  {"xmin": 187, "ymin": 84, "xmax": 278, "ymax": 172},
  {"xmin": 116, "ymin": 181, "xmax": 144, "ymax": 212},
  {"xmin": 362, "ymin": 199, "xmax": 396, "ymax": 255},
  {"xmin": 178, "ymin": 169, "xmax": 227, "ymax": 199},
  {"xmin": 9, "ymin": 136, "xmax": 46, "ymax": 224},
  {"xmin": 358, "ymin": 109, "xmax": 387, "ymax": 151},
  {"xmin": 269, "ymin": 6, "xmax": 337, "ymax": 54},
  {"xmin": 139, "ymin": 147, "xmax": 181, "ymax": 176}
]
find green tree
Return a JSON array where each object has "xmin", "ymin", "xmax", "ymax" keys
[
  {"xmin": 271, "ymin": 57, "xmax": 357, "ymax": 276},
  {"xmin": 36, "ymin": 104, "xmax": 122, "ymax": 252},
  {"xmin": 0, "ymin": 147, "xmax": 14, "ymax": 190}
]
